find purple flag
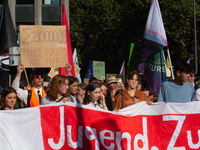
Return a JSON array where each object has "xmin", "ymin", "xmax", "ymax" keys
[
  {"xmin": 137, "ymin": 0, "xmax": 168, "ymax": 95},
  {"xmin": 187, "ymin": 58, "xmax": 191, "ymax": 64}
]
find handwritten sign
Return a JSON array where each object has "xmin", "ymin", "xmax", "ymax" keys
[
  {"xmin": 20, "ymin": 25, "xmax": 68, "ymax": 68},
  {"xmin": 74, "ymin": 64, "xmax": 81, "ymax": 77},
  {"xmin": 93, "ymin": 61, "xmax": 105, "ymax": 80},
  {"xmin": 48, "ymin": 68, "xmax": 59, "ymax": 78},
  {"xmin": 43, "ymin": 81, "xmax": 49, "ymax": 87}
]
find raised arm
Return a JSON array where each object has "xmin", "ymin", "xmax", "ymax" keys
[
  {"xmin": 12, "ymin": 63, "xmax": 28, "ymax": 104},
  {"xmin": 65, "ymin": 63, "xmax": 72, "ymax": 76}
]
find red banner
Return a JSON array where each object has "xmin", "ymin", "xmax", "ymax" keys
[{"xmin": 40, "ymin": 103, "xmax": 200, "ymax": 150}]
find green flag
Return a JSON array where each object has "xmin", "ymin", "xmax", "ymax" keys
[{"xmin": 127, "ymin": 43, "xmax": 141, "ymax": 74}]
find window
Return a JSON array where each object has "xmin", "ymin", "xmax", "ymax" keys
[
  {"xmin": 16, "ymin": 0, "xmax": 34, "ymax": 4},
  {"xmin": 42, "ymin": 0, "xmax": 60, "ymax": 5}
]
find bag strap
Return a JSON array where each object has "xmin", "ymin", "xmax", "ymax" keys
[
  {"xmin": 27, "ymin": 90, "xmax": 32, "ymax": 107},
  {"xmin": 75, "ymin": 95, "xmax": 81, "ymax": 104},
  {"xmin": 69, "ymin": 95, "xmax": 74, "ymax": 102},
  {"xmin": 56, "ymin": 96, "xmax": 65, "ymax": 103},
  {"xmin": 121, "ymin": 93, "xmax": 123, "ymax": 109}
]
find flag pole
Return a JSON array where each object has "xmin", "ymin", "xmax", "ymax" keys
[
  {"xmin": 167, "ymin": 48, "xmax": 174, "ymax": 79},
  {"xmin": 194, "ymin": 0, "xmax": 198, "ymax": 74},
  {"xmin": 24, "ymin": 68, "xmax": 29, "ymax": 86}
]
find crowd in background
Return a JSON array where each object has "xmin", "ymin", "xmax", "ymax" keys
[{"xmin": 0, "ymin": 60, "xmax": 199, "ymax": 111}]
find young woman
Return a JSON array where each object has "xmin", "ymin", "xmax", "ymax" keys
[
  {"xmin": 0, "ymin": 86, "xmax": 17, "ymax": 110},
  {"xmin": 41, "ymin": 74, "xmax": 70, "ymax": 105},
  {"xmin": 83, "ymin": 82, "xmax": 108, "ymax": 110},
  {"xmin": 114, "ymin": 70, "xmax": 148, "ymax": 111},
  {"xmin": 99, "ymin": 82, "xmax": 113, "ymax": 110},
  {"xmin": 77, "ymin": 83, "xmax": 87, "ymax": 104},
  {"xmin": 67, "ymin": 76, "xmax": 80, "ymax": 103}
]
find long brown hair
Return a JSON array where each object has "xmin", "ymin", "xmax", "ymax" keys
[
  {"xmin": 47, "ymin": 75, "xmax": 69, "ymax": 100},
  {"xmin": 0, "ymin": 86, "xmax": 17, "ymax": 110}
]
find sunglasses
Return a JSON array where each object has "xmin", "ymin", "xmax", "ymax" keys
[{"xmin": 33, "ymin": 75, "xmax": 45, "ymax": 79}]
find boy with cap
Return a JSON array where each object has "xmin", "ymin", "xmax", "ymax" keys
[{"xmin": 157, "ymin": 61, "xmax": 194, "ymax": 103}]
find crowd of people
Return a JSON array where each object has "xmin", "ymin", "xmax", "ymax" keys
[{"xmin": 0, "ymin": 60, "xmax": 199, "ymax": 111}]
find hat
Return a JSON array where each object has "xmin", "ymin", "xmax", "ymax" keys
[
  {"xmin": 107, "ymin": 76, "xmax": 117, "ymax": 85},
  {"xmin": 32, "ymin": 69, "xmax": 45, "ymax": 75}
]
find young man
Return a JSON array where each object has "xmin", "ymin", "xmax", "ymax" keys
[
  {"xmin": 12, "ymin": 63, "xmax": 46, "ymax": 107},
  {"xmin": 157, "ymin": 61, "xmax": 194, "ymax": 103}
]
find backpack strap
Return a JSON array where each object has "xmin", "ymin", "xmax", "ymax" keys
[
  {"xmin": 121, "ymin": 93, "xmax": 123, "ymax": 109},
  {"xmin": 27, "ymin": 90, "xmax": 32, "ymax": 107}
]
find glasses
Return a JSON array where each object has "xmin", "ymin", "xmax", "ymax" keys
[
  {"xmin": 33, "ymin": 75, "xmax": 45, "ymax": 79},
  {"xmin": 131, "ymin": 79, "xmax": 138, "ymax": 82}
]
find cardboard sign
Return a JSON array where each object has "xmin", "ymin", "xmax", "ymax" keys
[
  {"xmin": 43, "ymin": 81, "xmax": 49, "ymax": 87},
  {"xmin": 93, "ymin": 61, "xmax": 105, "ymax": 80},
  {"xmin": 48, "ymin": 68, "xmax": 58, "ymax": 78},
  {"xmin": 74, "ymin": 64, "xmax": 81, "ymax": 77},
  {"xmin": 84, "ymin": 78, "xmax": 89, "ymax": 85},
  {"xmin": 20, "ymin": 25, "xmax": 68, "ymax": 68}
]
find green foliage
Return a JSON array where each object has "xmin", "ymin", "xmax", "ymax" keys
[{"xmin": 69, "ymin": 0, "xmax": 200, "ymax": 77}]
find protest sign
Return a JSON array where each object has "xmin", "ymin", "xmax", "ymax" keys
[
  {"xmin": 84, "ymin": 78, "xmax": 89, "ymax": 85},
  {"xmin": 1, "ymin": 101, "xmax": 200, "ymax": 150},
  {"xmin": 74, "ymin": 64, "xmax": 81, "ymax": 77},
  {"xmin": 20, "ymin": 25, "xmax": 68, "ymax": 68},
  {"xmin": 43, "ymin": 81, "xmax": 49, "ymax": 87},
  {"xmin": 48, "ymin": 68, "xmax": 58, "ymax": 78},
  {"xmin": 93, "ymin": 60, "xmax": 105, "ymax": 80}
]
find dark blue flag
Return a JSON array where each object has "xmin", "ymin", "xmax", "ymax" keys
[{"xmin": 85, "ymin": 60, "xmax": 93, "ymax": 79}]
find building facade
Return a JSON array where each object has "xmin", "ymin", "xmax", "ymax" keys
[{"xmin": 0, "ymin": 0, "xmax": 69, "ymax": 84}]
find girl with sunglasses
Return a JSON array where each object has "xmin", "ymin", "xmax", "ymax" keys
[
  {"xmin": 41, "ymin": 74, "xmax": 70, "ymax": 105},
  {"xmin": 83, "ymin": 82, "xmax": 108, "ymax": 110},
  {"xmin": 0, "ymin": 86, "xmax": 17, "ymax": 110}
]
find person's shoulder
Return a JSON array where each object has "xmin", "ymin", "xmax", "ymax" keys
[
  {"xmin": 42, "ymin": 95, "xmax": 53, "ymax": 101},
  {"xmin": 137, "ymin": 90, "xmax": 148, "ymax": 99},
  {"xmin": 185, "ymin": 81, "xmax": 193, "ymax": 87},
  {"xmin": 184, "ymin": 82, "xmax": 194, "ymax": 90},
  {"xmin": 160, "ymin": 80, "xmax": 172, "ymax": 88},
  {"xmin": 137, "ymin": 90, "xmax": 146, "ymax": 96},
  {"xmin": 115, "ymin": 92, "xmax": 122, "ymax": 99},
  {"xmin": 161, "ymin": 80, "xmax": 170, "ymax": 85},
  {"xmin": 196, "ymin": 88, "xmax": 200, "ymax": 93}
]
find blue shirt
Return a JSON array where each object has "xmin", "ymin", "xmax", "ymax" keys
[{"xmin": 157, "ymin": 80, "xmax": 195, "ymax": 103}]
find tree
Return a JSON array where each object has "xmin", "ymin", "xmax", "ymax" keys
[{"xmin": 69, "ymin": 0, "xmax": 200, "ymax": 78}]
